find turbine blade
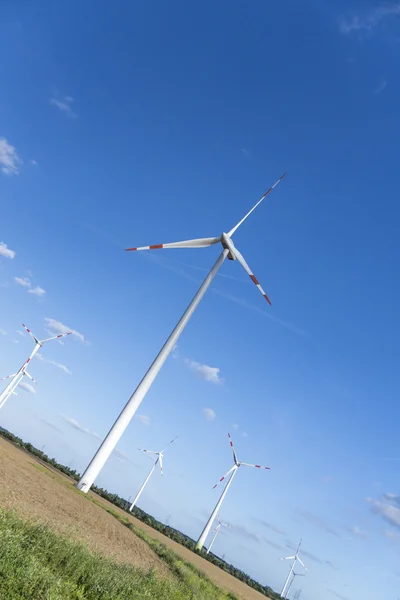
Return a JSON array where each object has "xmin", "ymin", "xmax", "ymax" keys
[
  {"xmin": 239, "ymin": 461, "xmax": 271, "ymax": 470},
  {"xmin": 126, "ymin": 237, "xmax": 220, "ymax": 252},
  {"xmin": 233, "ymin": 247, "xmax": 272, "ymax": 305},
  {"xmin": 159, "ymin": 454, "xmax": 163, "ymax": 475},
  {"xmin": 228, "ymin": 173, "xmax": 286, "ymax": 237},
  {"xmin": 23, "ymin": 371, "xmax": 36, "ymax": 383},
  {"xmin": 228, "ymin": 433, "xmax": 238, "ymax": 464},
  {"xmin": 41, "ymin": 332, "xmax": 72, "ymax": 343},
  {"xmin": 281, "ymin": 556, "xmax": 295, "ymax": 561},
  {"xmin": 138, "ymin": 448, "xmax": 158, "ymax": 455},
  {"xmin": 297, "ymin": 557, "xmax": 307, "ymax": 570},
  {"xmin": 160, "ymin": 436, "xmax": 178, "ymax": 453},
  {"xmin": 212, "ymin": 465, "xmax": 236, "ymax": 489},
  {"xmin": 0, "ymin": 374, "xmax": 17, "ymax": 381},
  {"xmin": 22, "ymin": 323, "xmax": 40, "ymax": 345}
]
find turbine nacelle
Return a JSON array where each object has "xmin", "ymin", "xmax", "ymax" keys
[{"xmin": 220, "ymin": 233, "xmax": 237, "ymax": 261}]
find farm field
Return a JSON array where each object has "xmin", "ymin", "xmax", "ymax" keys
[{"xmin": 0, "ymin": 436, "xmax": 270, "ymax": 600}]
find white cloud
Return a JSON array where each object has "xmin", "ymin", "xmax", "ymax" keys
[
  {"xmin": 241, "ymin": 431, "xmax": 248, "ymax": 438},
  {"xmin": 232, "ymin": 423, "xmax": 239, "ymax": 430},
  {"xmin": 28, "ymin": 286, "xmax": 46, "ymax": 297},
  {"xmin": 36, "ymin": 352, "xmax": 72, "ymax": 375},
  {"xmin": 135, "ymin": 414, "xmax": 150, "ymax": 426},
  {"xmin": 0, "ymin": 329, "xmax": 7, "ymax": 335},
  {"xmin": 19, "ymin": 381, "xmax": 36, "ymax": 394},
  {"xmin": 0, "ymin": 242, "xmax": 16, "ymax": 260},
  {"xmin": 0, "ymin": 138, "xmax": 21, "ymax": 175},
  {"xmin": 16, "ymin": 330, "xmax": 25, "ymax": 337},
  {"xmin": 60, "ymin": 414, "xmax": 101, "ymax": 439},
  {"xmin": 13, "ymin": 340, "xmax": 19, "ymax": 344},
  {"xmin": 50, "ymin": 96, "xmax": 77, "ymax": 118},
  {"xmin": 45, "ymin": 318, "xmax": 86, "ymax": 343},
  {"xmin": 368, "ymin": 496, "xmax": 400, "ymax": 528},
  {"xmin": 184, "ymin": 359, "xmax": 224, "ymax": 385},
  {"xmin": 14, "ymin": 276, "xmax": 31, "ymax": 287},
  {"xmin": 30, "ymin": 159, "xmax": 38, "ymax": 166},
  {"xmin": 340, "ymin": 4, "xmax": 400, "ymax": 34},
  {"xmin": 203, "ymin": 408, "xmax": 216, "ymax": 421}
]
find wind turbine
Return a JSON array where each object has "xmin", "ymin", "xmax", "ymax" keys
[
  {"xmin": 0, "ymin": 324, "xmax": 71, "ymax": 410},
  {"xmin": 129, "ymin": 436, "xmax": 177, "ymax": 512},
  {"xmin": 76, "ymin": 173, "xmax": 286, "ymax": 493},
  {"xmin": 285, "ymin": 571, "xmax": 305, "ymax": 599},
  {"xmin": 196, "ymin": 433, "xmax": 270, "ymax": 550},
  {"xmin": 206, "ymin": 517, "xmax": 231, "ymax": 555},
  {"xmin": 280, "ymin": 541, "xmax": 307, "ymax": 598}
]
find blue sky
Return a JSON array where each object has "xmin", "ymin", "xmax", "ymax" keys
[{"xmin": 1, "ymin": 1, "xmax": 400, "ymax": 598}]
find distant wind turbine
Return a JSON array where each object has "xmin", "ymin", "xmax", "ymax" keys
[
  {"xmin": 0, "ymin": 324, "xmax": 71, "ymax": 410},
  {"xmin": 285, "ymin": 571, "xmax": 305, "ymax": 599},
  {"xmin": 206, "ymin": 517, "xmax": 231, "ymax": 555},
  {"xmin": 196, "ymin": 433, "xmax": 270, "ymax": 551},
  {"xmin": 129, "ymin": 436, "xmax": 177, "ymax": 512},
  {"xmin": 280, "ymin": 541, "xmax": 307, "ymax": 598},
  {"xmin": 77, "ymin": 173, "xmax": 286, "ymax": 493}
]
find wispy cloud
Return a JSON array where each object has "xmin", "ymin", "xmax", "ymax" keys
[
  {"xmin": 135, "ymin": 414, "xmax": 151, "ymax": 426},
  {"xmin": 0, "ymin": 329, "xmax": 7, "ymax": 335},
  {"xmin": 254, "ymin": 518, "xmax": 286, "ymax": 536},
  {"xmin": 0, "ymin": 242, "xmax": 16, "ymax": 260},
  {"xmin": 38, "ymin": 417, "xmax": 63, "ymax": 434},
  {"xmin": 19, "ymin": 381, "xmax": 36, "ymax": 394},
  {"xmin": 184, "ymin": 359, "xmax": 224, "ymax": 385},
  {"xmin": 231, "ymin": 523, "xmax": 261, "ymax": 544},
  {"xmin": 340, "ymin": 4, "xmax": 400, "ymax": 34},
  {"xmin": 36, "ymin": 352, "xmax": 72, "ymax": 375},
  {"xmin": 28, "ymin": 286, "xmax": 46, "ymax": 297},
  {"xmin": 375, "ymin": 80, "xmax": 388, "ymax": 94},
  {"xmin": 60, "ymin": 414, "xmax": 101, "ymax": 439},
  {"xmin": 347, "ymin": 525, "xmax": 366, "ymax": 539},
  {"xmin": 30, "ymin": 159, "xmax": 38, "ymax": 166},
  {"xmin": 286, "ymin": 540, "xmax": 323, "ymax": 565},
  {"xmin": 367, "ymin": 494, "xmax": 400, "ymax": 528},
  {"xmin": 45, "ymin": 318, "xmax": 86, "ymax": 344},
  {"xmin": 296, "ymin": 508, "xmax": 340, "ymax": 537},
  {"xmin": 16, "ymin": 330, "xmax": 25, "ymax": 337},
  {"xmin": 0, "ymin": 138, "xmax": 21, "ymax": 175},
  {"xmin": 203, "ymin": 408, "xmax": 216, "ymax": 421},
  {"xmin": 14, "ymin": 276, "xmax": 31, "ymax": 287},
  {"xmin": 50, "ymin": 95, "xmax": 77, "ymax": 118},
  {"xmin": 241, "ymin": 147, "xmax": 251, "ymax": 159}
]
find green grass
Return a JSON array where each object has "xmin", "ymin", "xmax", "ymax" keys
[{"xmin": 0, "ymin": 507, "xmax": 237, "ymax": 599}]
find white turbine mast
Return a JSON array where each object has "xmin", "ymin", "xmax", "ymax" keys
[
  {"xmin": 0, "ymin": 324, "xmax": 72, "ymax": 410},
  {"xmin": 280, "ymin": 540, "xmax": 307, "ymax": 598},
  {"xmin": 196, "ymin": 432, "xmax": 270, "ymax": 551},
  {"xmin": 77, "ymin": 173, "xmax": 286, "ymax": 493},
  {"xmin": 285, "ymin": 571, "xmax": 305, "ymax": 599},
  {"xmin": 206, "ymin": 516, "xmax": 231, "ymax": 555},
  {"xmin": 129, "ymin": 436, "xmax": 177, "ymax": 512}
]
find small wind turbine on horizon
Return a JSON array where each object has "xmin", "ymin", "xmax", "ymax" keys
[
  {"xmin": 196, "ymin": 433, "xmax": 270, "ymax": 551},
  {"xmin": 0, "ymin": 324, "xmax": 71, "ymax": 410},
  {"xmin": 280, "ymin": 541, "xmax": 307, "ymax": 599},
  {"xmin": 76, "ymin": 173, "xmax": 286, "ymax": 493},
  {"xmin": 206, "ymin": 517, "xmax": 231, "ymax": 555},
  {"xmin": 129, "ymin": 436, "xmax": 178, "ymax": 512},
  {"xmin": 284, "ymin": 571, "xmax": 305, "ymax": 599}
]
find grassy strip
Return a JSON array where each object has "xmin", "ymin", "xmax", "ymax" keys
[
  {"xmin": 0, "ymin": 508, "xmax": 188, "ymax": 599},
  {"xmin": 87, "ymin": 500, "xmax": 238, "ymax": 600}
]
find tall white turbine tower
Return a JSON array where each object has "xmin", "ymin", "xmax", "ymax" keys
[
  {"xmin": 196, "ymin": 433, "xmax": 270, "ymax": 551},
  {"xmin": 206, "ymin": 517, "xmax": 231, "ymax": 555},
  {"xmin": 0, "ymin": 324, "xmax": 71, "ymax": 410},
  {"xmin": 280, "ymin": 541, "xmax": 307, "ymax": 598},
  {"xmin": 129, "ymin": 436, "xmax": 177, "ymax": 512},
  {"xmin": 77, "ymin": 173, "xmax": 286, "ymax": 493}
]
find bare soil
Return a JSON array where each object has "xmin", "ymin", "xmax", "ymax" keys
[{"xmin": 0, "ymin": 436, "xmax": 269, "ymax": 600}]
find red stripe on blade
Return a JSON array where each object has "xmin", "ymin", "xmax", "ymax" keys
[
  {"xmin": 150, "ymin": 244, "xmax": 163, "ymax": 250},
  {"xmin": 250, "ymin": 275, "xmax": 259, "ymax": 285},
  {"xmin": 255, "ymin": 465, "xmax": 261, "ymax": 468},
  {"xmin": 263, "ymin": 294, "xmax": 272, "ymax": 306},
  {"xmin": 125, "ymin": 247, "xmax": 138, "ymax": 251}
]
